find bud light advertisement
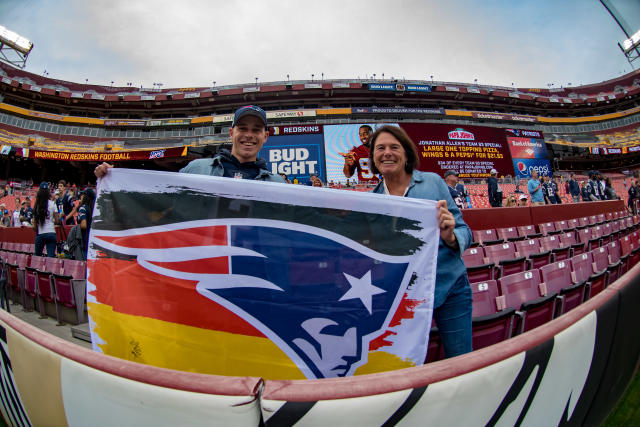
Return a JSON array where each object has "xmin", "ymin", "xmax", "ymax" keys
[{"xmin": 259, "ymin": 130, "xmax": 326, "ymax": 184}]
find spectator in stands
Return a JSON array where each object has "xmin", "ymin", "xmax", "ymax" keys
[
  {"xmin": 541, "ymin": 174, "xmax": 554, "ymax": 204},
  {"xmin": 568, "ymin": 173, "xmax": 580, "ymax": 203},
  {"xmin": 603, "ymin": 177, "xmax": 618, "ymax": 200},
  {"xmin": 280, "ymin": 173, "xmax": 291, "ymax": 184},
  {"xmin": 528, "ymin": 169, "xmax": 544, "ymax": 206},
  {"xmin": 596, "ymin": 171, "xmax": 606, "ymax": 198},
  {"xmin": 581, "ymin": 180, "xmax": 591, "ymax": 202},
  {"xmin": 487, "ymin": 168, "xmax": 502, "ymax": 207},
  {"xmin": 33, "ymin": 181, "xmax": 59, "ymax": 258},
  {"xmin": 514, "ymin": 179, "xmax": 525, "ymax": 194},
  {"xmin": 0, "ymin": 210, "xmax": 10, "ymax": 227},
  {"xmin": 58, "ymin": 180, "xmax": 77, "ymax": 225},
  {"xmin": 518, "ymin": 194, "xmax": 528, "ymax": 207},
  {"xmin": 628, "ymin": 179, "xmax": 638, "ymax": 213},
  {"xmin": 342, "ymin": 124, "xmax": 379, "ymax": 184},
  {"xmin": 12, "ymin": 197, "xmax": 20, "ymax": 227},
  {"xmin": 552, "ymin": 176, "xmax": 562, "ymax": 204},
  {"xmin": 444, "ymin": 170, "xmax": 466, "ymax": 210},
  {"xmin": 585, "ymin": 171, "xmax": 600, "ymax": 201},
  {"xmin": 367, "ymin": 125, "xmax": 473, "ymax": 359},
  {"xmin": 19, "ymin": 199, "xmax": 33, "ymax": 226},
  {"xmin": 95, "ymin": 106, "xmax": 285, "ymax": 185},
  {"xmin": 456, "ymin": 179, "xmax": 471, "ymax": 208},
  {"xmin": 77, "ymin": 188, "xmax": 95, "ymax": 260},
  {"xmin": 505, "ymin": 195, "xmax": 517, "ymax": 207}
]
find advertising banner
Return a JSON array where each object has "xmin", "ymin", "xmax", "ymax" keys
[
  {"xmin": 89, "ymin": 169, "xmax": 439, "ymax": 379},
  {"xmin": 146, "ymin": 119, "xmax": 191, "ymax": 127},
  {"xmin": 368, "ymin": 83, "xmax": 396, "ymax": 91},
  {"xmin": 505, "ymin": 128, "xmax": 550, "ymax": 179},
  {"xmin": 104, "ymin": 120, "xmax": 146, "ymax": 127},
  {"xmin": 259, "ymin": 128, "xmax": 325, "ymax": 184},
  {"xmin": 399, "ymin": 123, "xmax": 515, "ymax": 178},
  {"xmin": 353, "ymin": 107, "xmax": 444, "ymax": 115},
  {"xmin": 512, "ymin": 158, "xmax": 553, "ymax": 180},
  {"xmin": 472, "ymin": 112, "xmax": 539, "ymax": 123},
  {"xmin": 25, "ymin": 147, "xmax": 187, "ymax": 162}
]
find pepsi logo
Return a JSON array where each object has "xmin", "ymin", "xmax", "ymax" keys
[{"xmin": 518, "ymin": 162, "xmax": 527, "ymax": 173}]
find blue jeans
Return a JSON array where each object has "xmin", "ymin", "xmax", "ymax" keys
[
  {"xmin": 35, "ymin": 232, "xmax": 57, "ymax": 257},
  {"xmin": 433, "ymin": 274, "xmax": 473, "ymax": 358}
]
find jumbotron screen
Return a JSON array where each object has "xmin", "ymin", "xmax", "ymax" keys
[{"xmin": 400, "ymin": 123, "xmax": 515, "ymax": 178}]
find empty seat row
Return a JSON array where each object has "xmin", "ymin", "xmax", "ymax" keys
[
  {"xmin": 1, "ymin": 242, "xmax": 35, "ymax": 254},
  {"xmin": 0, "ymin": 250, "xmax": 86, "ymax": 325},
  {"xmin": 471, "ymin": 212, "xmax": 636, "ymax": 246}
]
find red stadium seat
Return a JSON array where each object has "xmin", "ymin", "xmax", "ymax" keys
[
  {"xmin": 463, "ymin": 247, "xmax": 496, "ymax": 283},
  {"xmin": 470, "ymin": 280, "xmax": 515, "ymax": 351},
  {"xmin": 496, "ymin": 227, "xmax": 521, "ymax": 242},
  {"xmin": 35, "ymin": 257, "xmax": 63, "ymax": 319},
  {"xmin": 51, "ymin": 259, "xmax": 87, "ymax": 325},
  {"xmin": 514, "ymin": 238, "xmax": 553, "ymax": 270},
  {"xmin": 554, "ymin": 220, "xmax": 573, "ymax": 232},
  {"xmin": 484, "ymin": 242, "xmax": 527, "ymax": 277},
  {"xmin": 540, "ymin": 259, "xmax": 587, "ymax": 315},
  {"xmin": 498, "ymin": 269, "xmax": 556, "ymax": 333},
  {"xmin": 517, "ymin": 225, "xmax": 541, "ymax": 239},
  {"xmin": 540, "ymin": 234, "xmax": 571, "ymax": 262},
  {"xmin": 537, "ymin": 222, "xmax": 557, "ymax": 236},
  {"xmin": 24, "ymin": 256, "xmax": 46, "ymax": 311},
  {"xmin": 472, "ymin": 229, "xmax": 501, "ymax": 245},
  {"xmin": 569, "ymin": 251, "xmax": 606, "ymax": 301}
]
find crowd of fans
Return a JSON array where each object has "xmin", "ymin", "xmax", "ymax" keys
[{"xmin": 0, "ymin": 179, "xmax": 95, "ymax": 260}]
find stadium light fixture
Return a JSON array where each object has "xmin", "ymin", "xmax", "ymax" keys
[
  {"xmin": 0, "ymin": 24, "xmax": 34, "ymax": 68},
  {"xmin": 255, "ymin": 77, "xmax": 258, "ymax": 85}
]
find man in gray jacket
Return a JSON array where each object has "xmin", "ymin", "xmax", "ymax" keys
[{"xmin": 95, "ymin": 105, "xmax": 284, "ymax": 183}]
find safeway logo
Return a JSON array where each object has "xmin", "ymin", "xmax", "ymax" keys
[{"xmin": 448, "ymin": 128, "xmax": 475, "ymax": 141}]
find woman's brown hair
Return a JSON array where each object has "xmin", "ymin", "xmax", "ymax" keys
[{"xmin": 367, "ymin": 125, "xmax": 420, "ymax": 175}]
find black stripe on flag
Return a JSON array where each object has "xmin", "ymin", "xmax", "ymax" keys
[
  {"xmin": 95, "ymin": 191, "xmax": 424, "ymax": 256},
  {"xmin": 264, "ymin": 401, "xmax": 317, "ymax": 426}
]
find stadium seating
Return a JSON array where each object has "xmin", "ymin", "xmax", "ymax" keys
[
  {"xmin": 540, "ymin": 234, "xmax": 571, "ymax": 262},
  {"xmin": 470, "ymin": 280, "xmax": 515, "ymax": 351},
  {"xmin": 539, "ymin": 260, "xmax": 586, "ymax": 315},
  {"xmin": 51, "ymin": 259, "xmax": 87, "ymax": 325},
  {"xmin": 484, "ymin": 242, "xmax": 528, "ymax": 277},
  {"xmin": 35, "ymin": 257, "xmax": 63, "ymax": 319},
  {"xmin": 498, "ymin": 269, "xmax": 557, "ymax": 334},
  {"xmin": 514, "ymin": 238, "xmax": 553, "ymax": 269}
]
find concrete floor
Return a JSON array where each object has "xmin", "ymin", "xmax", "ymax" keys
[{"xmin": 5, "ymin": 303, "xmax": 92, "ymax": 349}]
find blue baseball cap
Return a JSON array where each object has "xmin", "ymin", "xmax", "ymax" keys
[
  {"xmin": 39, "ymin": 181, "xmax": 49, "ymax": 190},
  {"xmin": 232, "ymin": 105, "xmax": 267, "ymax": 129}
]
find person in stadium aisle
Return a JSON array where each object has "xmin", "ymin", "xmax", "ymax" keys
[
  {"xmin": 552, "ymin": 176, "xmax": 562, "ymax": 204},
  {"xmin": 12, "ymin": 197, "xmax": 20, "ymax": 227},
  {"xmin": 95, "ymin": 105, "xmax": 285, "ymax": 184},
  {"xmin": 581, "ymin": 181, "xmax": 592, "ymax": 202},
  {"xmin": 342, "ymin": 124, "xmax": 379, "ymax": 184},
  {"xmin": 603, "ymin": 177, "xmax": 618, "ymax": 200},
  {"xmin": 528, "ymin": 169, "xmax": 544, "ymax": 206},
  {"xmin": 58, "ymin": 180, "xmax": 77, "ymax": 225},
  {"xmin": 19, "ymin": 199, "xmax": 33, "ymax": 226},
  {"xmin": 77, "ymin": 188, "xmax": 95, "ymax": 260},
  {"xmin": 518, "ymin": 194, "xmax": 528, "ymax": 207},
  {"xmin": 584, "ymin": 171, "xmax": 601, "ymax": 201},
  {"xmin": 455, "ymin": 178, "xmax": 471, "ymax": 208},
  {"xmin": 596, "ymin": 171, "xmax": 606, "ymax": 198},
  {"xmin": 444, "ymin": 170, "xmax": 466, "ymax": 210},
  {"xmin": 0, "ymin": 209, "xmax": 10, "ymax": 227},
  {"xmin": 568, "ymin": 173, "xmax": 580, "ymax": 203},
  {"xmin": 628, "ymin": 179, "xmax": 638, "ymax": 213},
  {"xmin": 487, "ymin": 168, "xmax": 502, "ymax": 207},
  {"xmin": 33, "ymin": 182, "xmax": 59, "ymax": 257},
  {"xmin": 542, "ymin": 174, "xmax": 556, "ymax": 204},
  {"xmin": 367, "ymin": 125, "xmax": 473, "ymax": 359}
]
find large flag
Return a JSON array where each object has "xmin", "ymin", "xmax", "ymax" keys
[{"xmin": 88, "ymin": 169, "xmax": 439, "ymax": 380}]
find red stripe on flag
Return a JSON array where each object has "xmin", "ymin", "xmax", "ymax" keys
[
  {"xmin": 96, "ymin": 225, "xmax": 227, "ymax": 249},
  {"xmin": 88, "ymin": 258, "xmax": 264, "ymax": 337},
  {"xmin": 148, "ymin": 257, "xmax": 229, "ymax": 274}
]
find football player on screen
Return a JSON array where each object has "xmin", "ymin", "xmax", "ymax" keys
[{"xmin": 341, "ymin": 125, "xmax": 379, "ymax": 183}]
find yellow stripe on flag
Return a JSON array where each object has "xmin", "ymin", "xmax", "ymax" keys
[{"xmin": 89, "ymin": 302, "xmax": 306, "ymax": 380}]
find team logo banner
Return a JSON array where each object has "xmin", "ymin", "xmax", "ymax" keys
[{"xmin": 88, "ymin": 169, "xmax": 439, "ymax": 380}]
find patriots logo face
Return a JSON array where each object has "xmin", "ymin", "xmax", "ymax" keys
[
  {"xmin": 506, "ymin": 129, "xmax": 521, "ymax": 136},
  {"xmin": 92, "ymin": 218, "xmax": 414, "ymax": 379}
]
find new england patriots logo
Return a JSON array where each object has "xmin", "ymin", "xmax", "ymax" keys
[
  {"xmin": 506, "ymin": 128, "xmax": 521, "ymax": 136},
  {"xmin": 92, "ymin": 218, "xmax": 414, "ymax": 379}
]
